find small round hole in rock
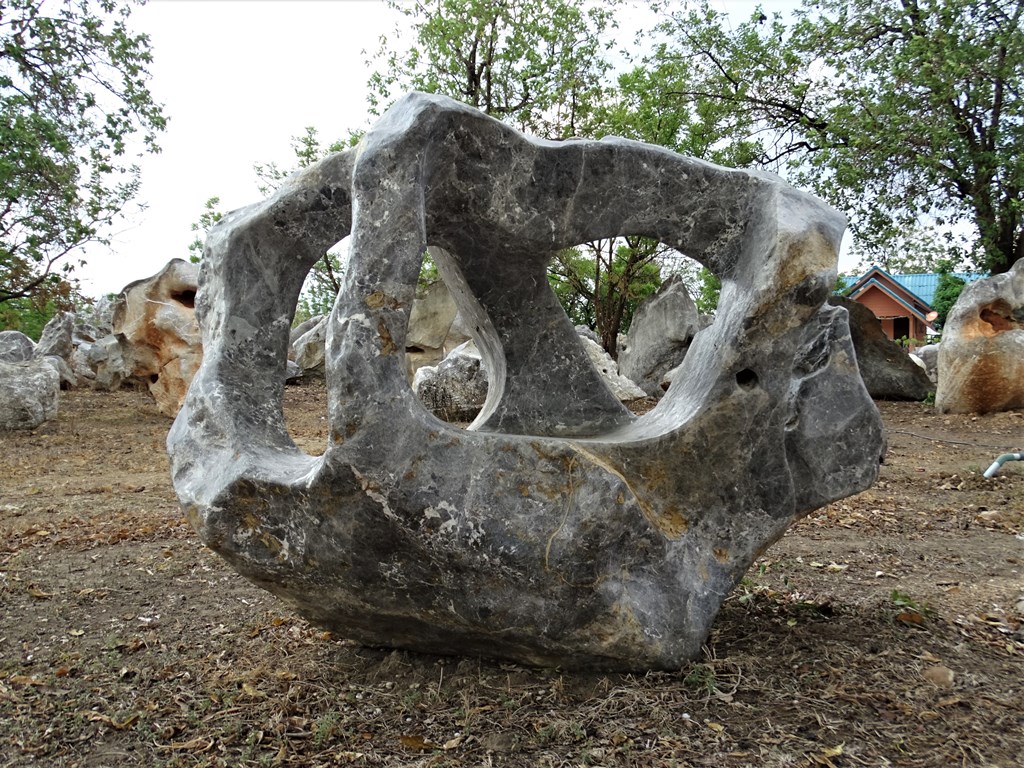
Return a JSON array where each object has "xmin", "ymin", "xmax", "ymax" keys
[{"xmin": 735, "ymin": 368, "xmax": 758, "ymax": 389}]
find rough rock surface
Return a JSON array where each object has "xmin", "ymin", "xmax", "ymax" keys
[
  {"xmin": 168, "ymin": 93, "xmax": 884, "ymax": 670},
  {"xmin": 0, "ymin": 359, "xmax": 60, "ymax": 429},
  {"xmin": 827, "ymin": 296, "xmax": 932, "ymax": 401},
  {"xmin": 412, "ymin": 341, "xmax": 489, "ymax": 422},
  {"xmin": 0, "ymin": 330, "xmax": 35, "ymax": 362},
  {"xmin": 412, "ymin": 330, "xmax": 644, "ymax": 423},
  {"xmin": 33, "ymin": 312, "xmax": 77, "ymax": 389},
  {"xmin": 935, "ymin": 261, "xmax": 1024, "ymax": 414},
  {"xmin": 73, "ymin": 335, "xmax": 130, "ymax": 391},
  {"xmin": 289, "ymin": 315, "xmax": 324, "ymax": 349},
  {"xmin": 33, "ymin": 312, "xmax": 75, "ymax": 362},
  {"xmin": 113, "ymin": 259, "xmax": 202, "ymax": 416},
  {"xmin": 915, "ymin": 343, "xmax": 939, "ymax": 385},
  {"xmin": 291, "ymin": 316, "xmax": 327, "ymax": 378},
  {"xmin": 618, "ymin": 275, "xmax": 702, "ymax": 396},
  {"xmin": 579, "ymin": 336, "xmax": 647, "ymax": 401},
  {"xmin": 407, "ymin": 280, "xmax": 457, "ymax": 352}
]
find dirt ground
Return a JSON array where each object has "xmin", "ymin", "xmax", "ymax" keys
[{"xmin": 1, "ymin": 385, "xmax": 1022, "ymax": 768}]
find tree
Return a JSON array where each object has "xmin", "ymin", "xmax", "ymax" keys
[
  {"xmin": 367, "ymin": 0, "xmax": 615, "ymax": 138},
  {"xmin": 549, "ymin": 239, "xmax": 663, "ymax": 352},
  {"xmin": 931, "ymin": 271, "xmax": 967, "ymax": 331},
  {"xmin": 368, "ymin": 0, "xmax": 681, "ymax": 355},
  {"xmin": 187, "ymin": 197, "xmax": 222, "ymax": 263},
  {"xmin": 650, "ymin": 0, "xmax": 1023, "ymax": 274},
  {"xmin": 0, "ymin": 0, "xmax": 167, "ymax": 310}
]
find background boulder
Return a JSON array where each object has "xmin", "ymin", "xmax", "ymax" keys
[
  {"xmin": 0, "ymin": 330, "xmax": 35, "ymax": 363},
  {"xmin": 618, "ymin": 275, "xmax": 702, "ymax": 396},
  {"xmin": 936, "ymin": 261, "xmax": 1024, "ymax": 414},
  {"xmin": 412, "ymin": 340, "xmax": 488, "ymax": 422},
  {"xmin": 113, "ymin": 258, "xmax": 201, "ymax": 416},
  {"xmin": 0, "ymin": 359, "xmax": 60, "ymax": 429},
  {"xmin": 828, "ymin": 296, "xmax": 932, "ymax": 400}
]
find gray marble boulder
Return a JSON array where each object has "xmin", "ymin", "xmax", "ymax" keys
[
  {"xmin": 827, "ymin": 296, "xmax": 931, "ymax": 400},
  {"xmin": 33, "ymin": 312, "xmax": 77, "ymax": 389},
  {"xmin": 289, "ymin": 314, "xmax": 325, "ymax": 348},
  {"xmin": 412, "ymin": 340, "xmax": 488, "ymax": 422},
  {"xmin": 291, "ymin": 316, "xmax": 328, "ymax": 378},
  {"xmin": 34, "ymin": 311, "xmax": 75, "ymax": 362},
  {"xmin": 618, "ymin": 275, "xmax": 702, "ymax": 396},
  {"xmin": 71, "ymin": 334, "xmax": 130, "ymax": 391},
  {"xmin": 168, "ymin": 93, "xmax": 884, "ymax": 670},
  {"xmin": 0, "ymin": 330, "xmax": 35, "ymax": 362},
  {"xmin": 936, "ymin": 260, "xmax": 1024, "ymax": 413},
  {"xmin": 0, "ymin": 359, "xmax": 60, "ymax": 429},
  {"xmin": 579, "ymin": 336, "xmax": 647, "ymax": 401},
  {"xmin": 914, "ymin": 343, "xmax": 939, "ymax": 385}
]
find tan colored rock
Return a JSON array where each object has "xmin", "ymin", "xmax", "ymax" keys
[
  {"xmin": 936, "ymin": 261, "xmax": 1024, "ymax": 414},
  {"xmin": 112, "ymin": 259, "xmax": 201, "ymax": 416}
]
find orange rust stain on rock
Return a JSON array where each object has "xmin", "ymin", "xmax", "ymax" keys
[
  {"xmin": 979, "ymin": 300, "xmax": 1018, "ymax": 334},
  {"xmin": 377, "ymin": 320, "xmax": 398, "ymax": 356},
  {"xmin": 713, "ymin": 547, "xmax": 729, "ymax": 563},
  {"xmin": 365, "ymin": 291, "xmax": 401, "ymax": 310},
  {"xmin": 644, "ymin": 507, "xmax": 689, "ymax": 539}
]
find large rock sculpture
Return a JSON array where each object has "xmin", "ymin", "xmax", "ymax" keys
[
  {"xmin": 113, "ymin": 258, "xmax": 202, "ymax": 416},
  {"xmin": 935, "ymin": 261, "xmax": 1024, "ymax": 414},
  {"xmin": 827, "ymin": 296, "xmax": 932, "ymax": 400},
  {"xmin": 168, "ymin": 93, "xmax": 884, "ymax": 670}
]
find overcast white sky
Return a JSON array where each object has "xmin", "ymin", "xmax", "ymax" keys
[{"xmin": 76, "ymin": 0, "xmax": 811, "ymax": 298}]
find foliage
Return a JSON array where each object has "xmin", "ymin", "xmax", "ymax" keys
[
  {"xmin": 0, "ymin": 0, "xmax": 167, "ymax": 305},
  {"xmin": 187, "ymin": 197, "xmax": 222, "ymax": 264},
  {"xmin": 295, "ymin": 251, "xmax": 344, "ymax": 324},
  {"xmin": 594, "ymin": 46, "xmax": 764, "ymax": 167},
  {"xmin": 549, "ymin": 238, "xmax": 663, "ymax": 356},
  {"xmin": 367, "ymin": 0, "xmax": 615, "ymax": 138},
  {"xmin": 650, "ymin": 0, "xmax": 1024, "ymax": 274},
  {"xmin": 930, "ymin": 272, "xmax": 967, "ymax": 330},
  {"xmin": 0, "ymin": 296, "xmax": 61, "ymax": 339},
  {"xmin": 693, "ymin": 267, "xmax": 720, "ymax": 315}
]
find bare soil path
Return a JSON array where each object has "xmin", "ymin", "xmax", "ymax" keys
[{"xmin": 1, "ymin": 387, "xmax": 1021, "ymax": 767}]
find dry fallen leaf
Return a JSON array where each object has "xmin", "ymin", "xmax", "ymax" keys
[
  {"xmin": 399, "ymin": 734, "xmax": 437, "ymax": 751},
  {"xmin": 87, "ymin": 712, "xmax": 139, "ymax": 730},
  {"xmin": 9, "ymin": 675, "xmax": 45, "ymax": 687},
  {"xmin": 923, "ymin": 665, "xmax": 955, "ymax": 688},
  {"xmin": 158, "ymin": 736, "xmax": 215, "ymax": 752},
  {"xmin": 242, "ymin": 682, "xmax": 267, "ymax": 698},
  {"xmin": 442, "ymin": 734, "xmax": 463, "ymax": 750},
  {"xmin": 896, "ymin": 611, "xmax": 925, "ymax": 625}
]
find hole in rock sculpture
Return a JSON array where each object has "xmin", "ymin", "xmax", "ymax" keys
[
  {"xmin": 167, "ymin": 93, "xmax": 885, "ymax": 671},
  {"xmin": 735, "ymin": 368, "xmax": 758, "ymax": 389},
  {"xmin": 171, "ymin": 289, "xmax": 197, "ymax": 309}
]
